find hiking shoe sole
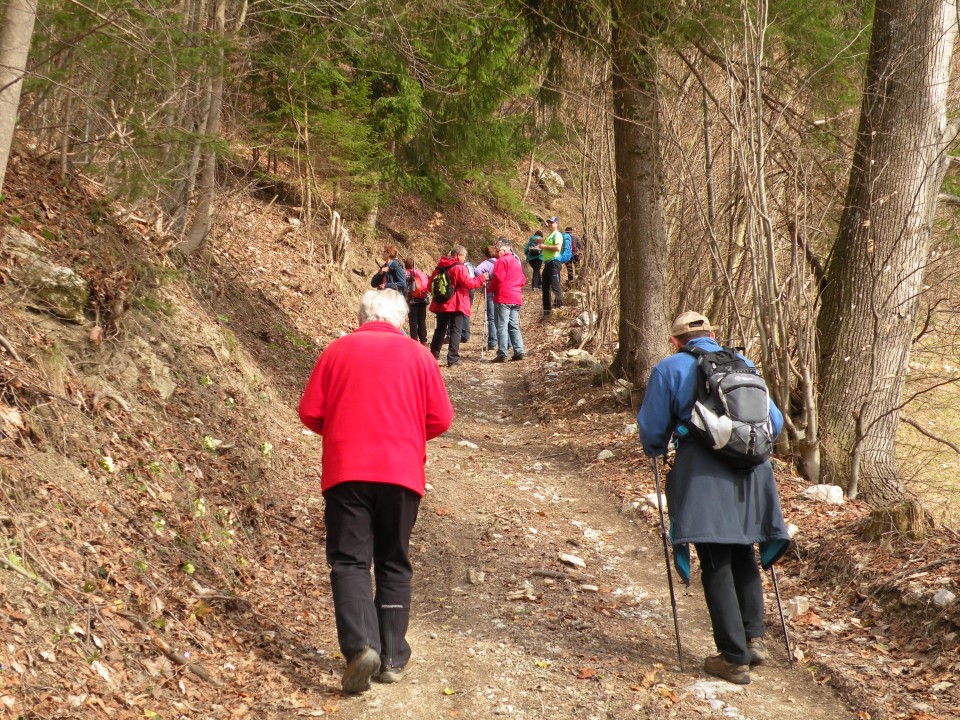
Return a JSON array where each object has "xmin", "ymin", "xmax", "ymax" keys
[{"xmin": 341, "ymin": 647, "xmax": 380, "ymax": 694}]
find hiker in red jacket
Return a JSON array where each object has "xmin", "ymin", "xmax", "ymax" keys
[
  {"xmin": 487, "ymin": 238, "xmax": 525, "ymax": 362},
  {"xmin": 428, "ymin": 244, "xmax": 488, "ymax": 367},
  {"xmin": 298, "ymin": 289, "xmax": 454, "ymax": 694}
]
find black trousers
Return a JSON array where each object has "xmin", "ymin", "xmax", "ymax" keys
[
  {"xmin": 324, "ymin": 482, "xmax": 421, "ymax": 669},
  {"xmin": 541, "ymin": 260, "xmax": 562, "ymax": 312},
  {"xmin": 528, "ymin": 258, "xmax": 542, "ymax": 289},
  {"xmin": 694, "ymin": 543, "xmax": 765, "ymax": 666},
  {"xmin": 408, "ymin": 301, "xmax": 428, "ymax": 343},
  {"xmin": 431, "ymin": 311, "xmax": 464, "ymax": 365}
]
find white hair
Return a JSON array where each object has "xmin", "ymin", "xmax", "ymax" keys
[{"xmin": 358, "ymin": 289, "xmax": 408, "ymax": 328}]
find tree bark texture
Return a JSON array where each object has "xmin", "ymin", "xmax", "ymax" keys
[
  {"xmin": 182, "ymin": 0, "xmax": 227, "ymax": 255},
  {"xmin": 0, "ymin": 0, "xmax": 38, "ymax": 196},
  {"xmin": 610, "ymin": 1, "xmax": 669, "ymax": 394},
  {"xmin": 816, "ymin": 0, "xmax": 958, "ymax": 504}
]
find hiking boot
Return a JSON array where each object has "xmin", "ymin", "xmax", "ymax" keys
[
  {"xmin": 492, "ymin": 355, "xmax": 507, "ymax": 363},
  {"xmin": 376, "ymin": 664, "xmax": 407, "ymax": 684},
  {"xmin": 703, "ymin": 654, "xmax": 750, "ymax": 685},
  {"xmin": 341, "ymin": 647, "xmax": 380, "ymax": 694},
  {"xmin": 447, "ymin": 360, "xmax": 460, "ymax": 368},
  {"xmin": 511, "ymin": 353, "xmax": 524, "ymax": 361},
  {"xmin": 747, "ymin": 637, "xmax": 768, "ymax": 666}
]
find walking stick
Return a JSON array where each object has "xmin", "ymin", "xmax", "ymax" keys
[
  {"xmin": 769, "ymin": 566, "xmax": 795, "ymax": 665},
  {"xmin": 481, "ymin": 288, "xmax": 488, "ymax": 359},
  {"xmin": 653, "ymin": 456, "xmax": 683, "ymax": 671}
]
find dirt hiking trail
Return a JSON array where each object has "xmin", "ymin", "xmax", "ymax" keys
[{"xmin": 284, "ymin": 303, "xmax": 857, "ymax": 720}]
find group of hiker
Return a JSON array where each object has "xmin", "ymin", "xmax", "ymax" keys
[
  {"xmin": 524, "ymin": 217, "xmax": 582, "ymax": 317},
  {"xmin": 372, "ymin": 234, "xmax": 533, "ymax": 365},
  {"xmin": 304, "ymin": 249, "xmax": 789, "ymax": 693}
]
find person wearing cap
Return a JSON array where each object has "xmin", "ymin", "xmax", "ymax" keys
[
  {"xmin": 538, "ymin": 217, "xmax": 564, "ymax": 316},
  {"xmin": 487, "ymin": 238, "xmax": 525, "ymax": 362},
  {"xmin": 637, "ymin": 311, "xmax": 790, "ymax": 686}
]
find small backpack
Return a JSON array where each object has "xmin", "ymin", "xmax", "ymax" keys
[
  {"xmin": 430, "ymin": 262, "xmax": 460, "ymax": 303},
  {"xmin": 683, "ymin": 346, "xmax": 774, "ymax": 468},
  {"xmin": 408, "ymin": 268, "xmax": 430, "ymax": 300},
  {"xmin": 558, "ymin": 232, "xmax": 573, "ymax": 263}
]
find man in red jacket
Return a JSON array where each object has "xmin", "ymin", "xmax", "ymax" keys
[
  {"xmin": 488, "ymin": 238, "xmax": 525, "ymax": 362},
  {"xmin": 428, "ymin": 245, "xmax": 489, "ymax": 367},
  {"xmin": 298, "ymin": 289, "xmax": 454, "ymax": 693}
]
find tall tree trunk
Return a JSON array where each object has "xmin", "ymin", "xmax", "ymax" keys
[
  {"xmin": 0, "ymin": 0, "xmax": 37, "ymax": 196},
  {"xmin": 181, "ymin": 0, "xmax": 226, "ymax": 255},
  {"xmin": 610, "ymin": 1, "xmax": 669, "ymax": 394},
  {"xmin": 816, "ymin": 0, "xmax": 958, "ymax": 504}
]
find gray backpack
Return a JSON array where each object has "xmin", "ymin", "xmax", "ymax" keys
[{"xmin": 683, "ymin": 347, "xmax": 774, "ymax": 468}]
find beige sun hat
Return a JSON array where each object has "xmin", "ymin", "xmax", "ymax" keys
[{"xmin": 670, "ymin": 311, "xmax": 713, "ymax": 337}]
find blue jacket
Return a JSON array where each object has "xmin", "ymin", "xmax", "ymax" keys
[
  {"xmin": 637, "ymin": 336, "xmax": 789, "ymax": 584},
  {"xmin": 637, "ymin": 336, "xmax": 783, "ymax": 457},
  {"xmin": 371, "ymin": 260, "xmax": 408, "ymax": 296}
]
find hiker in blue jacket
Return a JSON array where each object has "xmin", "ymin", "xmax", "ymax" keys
[
  {"xmin": 637, "ymin": 311, "xmax": 791, "ymax": 686},
  {"xmin": 372, "ymin": 244, "xmax": 408, "ymax": 297}
]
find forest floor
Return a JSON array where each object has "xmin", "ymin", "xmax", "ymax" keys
[{"xmin": 1, "ymin": 152, "xmax": 958, "ymax": 720}]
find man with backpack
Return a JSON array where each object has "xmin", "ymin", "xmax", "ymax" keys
[
  {"xmin": 538, "ymin": 217, "xmax": 564, "ymax": 317},
  {"xmin": 404, "ymin": 257, "xmax": 430, "ymax": 344},
  {"xmin": 427, "ymin": 245, "xmax": 489, "ymax": 367},
  {"xmin": 637, "ymin": 311, "xmax": 791, "ymax": 686}
]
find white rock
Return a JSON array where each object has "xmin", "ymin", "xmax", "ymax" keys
[
  {"xmin": 644, "ymin": 493, "xmax": 667, "ymax": 510},
  {"xmin": 785, "ymin": 596, "xmax": 810, "ymax": 618},
  {"xmin": 622, "ymin": 423, "xmax": 638, "ymax": 436},
  {"xmin": 458, "ymin": 440, "xmax": 480, "ymax": 450},
  {"xmin": 559, "ymin": 553, "xmax": 586, "ymax": 569},
  {"xmin": 580, "ymin": 584, "xmax": 600, "ymax": 593},
  {"xmin": 576, "ymin": 398, "xmax": 587, "ymax": 407},
  {"xmin": 574, "ymin": 311, "xmax": 597, "ymax": 328},
  {"xmin": 786, "ymin": 523, "xmax": 799, "ymax": 539},
  {"xmin": 800, "ymin": 484, "xmax": 845, "ymax": 505},
  {"xmin": 597, "ymin": 449, "xmax": 615, "ymax": 461},
  {"xmin": 933, "ymin": 589, "xmax": 956, "ymax": 608}
]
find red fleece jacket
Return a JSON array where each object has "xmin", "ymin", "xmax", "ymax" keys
[
  {"xmin": 488, "ymin": 252, "xmax": 525, "ymax": 305},
  {"xmin": 298, "ymin": 322, "xmax": 454, "ymax": 496},
  {"xmin": 428, "ymin": 256, "xmax": 487, "ymax": 316}
]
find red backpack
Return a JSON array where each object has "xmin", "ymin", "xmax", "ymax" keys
[{"xmin": 408, "ymin": 268, "xmax": 431, "ymax": 300}]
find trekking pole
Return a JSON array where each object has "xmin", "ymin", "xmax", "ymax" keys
[
  {"xmin": 652, "ymin": 456, "xmax": 683, "ymax": 671},
  {"xmin": 481, "ymin": 289, "xmax": 488, "ymax": 359},
  {"xmin": 769, "ymin": 566, "xmax": 795, "ymax": 665}
]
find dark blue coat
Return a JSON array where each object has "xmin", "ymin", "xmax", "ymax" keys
[{"xmin": 637, "ymin": 337, "xmax": 790, "ymax": 584}]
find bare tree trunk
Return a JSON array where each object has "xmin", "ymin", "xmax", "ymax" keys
[
  {"xmin": 0, "ymin": 0, "xmax": 37, "ymax": 196},
  {"xmin": 817, "ymin": 0, "xmax": 959, "ymax": 504},
  {"xmin": 610, "ymin": 1, "xmax": 669, "ymax": 394},
  {"xmin": 181, "ymin": 0, "xmax": 227, "ymax": 255}
]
